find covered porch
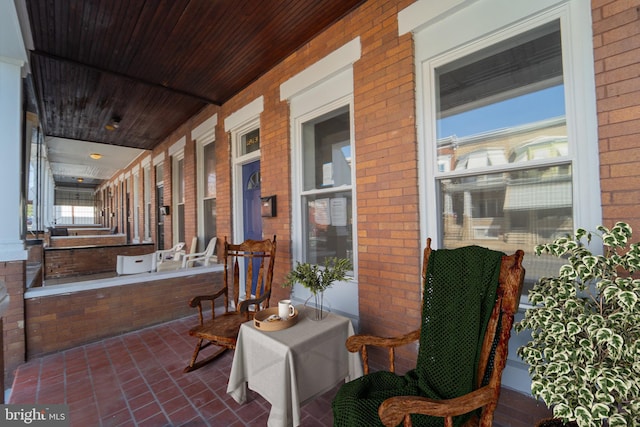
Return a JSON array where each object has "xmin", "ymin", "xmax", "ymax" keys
[{"xmin": 8, "ymin": 315, "xmax": 552, "ymax": 426}]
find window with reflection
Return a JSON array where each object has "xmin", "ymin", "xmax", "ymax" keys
[
  {"xmin": 433, "ymin": 20, "xmax": 572, "ymax": 290},
  {"xmin": 202, "ymin": 142, "xmax": 217, "ymax": 245},
  {"xmin": 300, "ymin": 106, "xmax": 353, "ymax": 266},
  {"xmin": 241, "ymin": 129, "xmax": 260, "ymax": 155},
  {"xmin": 174, "ymin": 156, "xmax": 185, "ymax": 243},
  {"xmin": 143, "ymin": 165, "xmax": 151, "ymax": 241}
]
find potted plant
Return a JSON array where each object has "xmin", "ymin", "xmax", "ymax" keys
[
  {"xmin": 283, "ymin": 257, "xmax": 352, "ymax": 320},
  {"xmin": 515, "ymin": 222, "xmax": 640, "ymax": 427}
]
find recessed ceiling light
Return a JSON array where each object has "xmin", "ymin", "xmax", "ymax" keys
[
  {"xmin": 105, "ymin": 116, "xmax": 121, "ymax": 131},
  {"xmin": 90, "ymin": 153, "xmax": 102, "ymax": 160}
]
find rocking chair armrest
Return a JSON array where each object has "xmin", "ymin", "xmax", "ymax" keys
[
  {"xmin": 346, "ymin": 329, "xmax": 421, "ymax": 353},
  {"xmin": 378, "ymin": 386, "xmax": 495, "ymax": 427},
  {"xmin": 238, "ymin": 290, "xmax": 271, "ymax": 314},
  {"xmin": 188, "ymin": 288, "xmax": 227, "ymax": 308}
]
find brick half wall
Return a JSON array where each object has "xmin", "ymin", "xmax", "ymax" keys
[
  {"xmin": 24, "ymin": 267, "xmax": 223, "ymax": 358},
  {"xmin": 44, "ymin": 243, "xmax": 155, "ymax": 280}
]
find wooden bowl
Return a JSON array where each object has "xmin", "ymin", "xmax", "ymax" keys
[{"xmin": 253, "ymin": 307, "xmax": 299, "ymax": 331}]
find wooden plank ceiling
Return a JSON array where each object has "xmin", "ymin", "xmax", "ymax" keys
[{"xmin": 26, "ymin": 0, "xmax": 366, "ymax": 152}]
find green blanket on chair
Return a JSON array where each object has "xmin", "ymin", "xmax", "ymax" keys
[{"xmin": 332, "ymin": 245, "xmax": 504, "ymax": 427}]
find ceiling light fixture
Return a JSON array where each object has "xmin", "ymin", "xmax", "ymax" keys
[
  {"xmin": 89, "ymin": 153, "xmax": 102, "ymax": 160},
  {"xmin": 77, "ymin": 178, "xmax": 84, "ymax": 183},
  {"xmin": 104, "ymin": 116, "xmax": 121, "ymax": 131}
]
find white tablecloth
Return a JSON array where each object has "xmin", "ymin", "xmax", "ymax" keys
[{"xmin": 227, "ymin": 308, "xmax": 363, "ymax": 427}]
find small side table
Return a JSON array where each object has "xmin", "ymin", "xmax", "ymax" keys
[{"xmin": 227, "ymin": 308, "xmax": 363, "ymax": 427}]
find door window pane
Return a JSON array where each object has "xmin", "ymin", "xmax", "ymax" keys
[{"xmin": 241, "ymin": 129, "xmax": 260, "ymax": 155}]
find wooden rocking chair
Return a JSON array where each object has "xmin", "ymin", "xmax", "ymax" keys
[
  {"xmin": 332, "ymin": 238, "xmax": 525, "ymax": 427},
  {"xmin": 184, "ymin": 235, "xmax": 276, "ymax": 372}
]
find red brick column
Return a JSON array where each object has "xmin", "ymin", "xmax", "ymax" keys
[{"xmin": 1, "ymin": 261, "xmax": 26, "ymax": 391}]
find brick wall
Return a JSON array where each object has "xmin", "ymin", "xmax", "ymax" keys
[
  {"xmin": 350, "ymin": 1, "xmax": 419, "ymax": 371},
  {"xmin": 1, "ymin": 260, "xmax": 26, "ymax": 389},
  {"xmin": 44, "ymin": 243, "xmax": 155, "ymax": 280},
  {"xmin": 593, "ymin": 1, "xmax": 640, "ymax": 230},
  {"xmin": 48, "ymin": 234, "xmax": 127, "ymax": 248},
  {"xmin": 25, "ymin": 269, "xmax": 222, "ymax": 358},
  {"xmin": 67, "ymin": 229, "xmax": 112, "ymax": 236}
]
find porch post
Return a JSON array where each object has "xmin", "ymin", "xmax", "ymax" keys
[{"xmin": 0, "ymin": 59, "xmax": 27, "ymax": 262}]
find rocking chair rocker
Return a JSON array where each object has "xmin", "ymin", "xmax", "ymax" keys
[
  {"xmin": 332, "ymin": 238, "xmax": 525, "ymax": 427},
  {"xmin": 184, "ymin": 235, "xmax": 276, "ymax": 372}
]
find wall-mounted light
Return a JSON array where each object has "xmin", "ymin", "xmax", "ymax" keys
[
  {"xmin": 89, "ymin": 153, "xmax": 102, "ymax": 160},
  {"xmin": 105, "ymin": 116, "xmax": 121, "ymax": 131}
]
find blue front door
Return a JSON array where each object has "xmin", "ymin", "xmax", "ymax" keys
[
  {"xmin": 242, "ymin": 160, "xmax": 262, "ymax": 294},
  {"xmin": 242, "ymin": 160, "xmax": 262, "ymax": 241}
]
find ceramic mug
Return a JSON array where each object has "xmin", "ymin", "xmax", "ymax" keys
[{"xmin": 278, "ymin": 299, "xmax": 295, "ymax": 320}]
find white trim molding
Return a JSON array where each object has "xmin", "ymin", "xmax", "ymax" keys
[
  {"xmin": 153, "ymin": 153, "xmax": 165, "ymax": 166},
  {"xmin": 224, "ymin": 97, "xmax": 264, "ymax": 132},
  {"xmin": 280, "ymin": 37, "xmax": 361, "ymax": 101},
  {"xmin": 398, "ymin": 0, "xmax": 476, "ymax": 35},
  {"xmin": 168, "ymin": 136, "xmax": 186, "ymax": 157},
  {"xmin": 140, "ymin": 155, "xmax": 151, "ymax": 168},
  {"xmin": 191, "ymin": 113, "xmax": 217, "ymax": 143}
]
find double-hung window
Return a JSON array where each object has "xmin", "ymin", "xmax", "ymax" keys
[
  {"xmin": 435, "ymin": 21, "xmax": 571, "ymax": 265},
  {"xmin": 299, "ymin": 105, "xmax": 353, "ymax": 265},
  {"xmin": 417, "ymin": 4, "xmax": 600, "ymax": 297},
  {"xmin": 202, "ymin": 141, "xmax": 217, "ymax": 246},
  {"xmin": 407, "ymin": 0, "xmax": 600, "ymax": 395},
  {"xmin": 143, "ymin": 163, "xmax": 151, "ymax": 242},
  {"xmin": 171, "ymin": 154, "xmax": 185, "ymax": 244},
  {"xmin": 285, "ymin": 52, "xmax": 360, "ymax": 319}
]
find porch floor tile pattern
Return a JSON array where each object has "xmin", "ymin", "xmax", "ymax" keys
[{"xmin": 8, "ymin": 315, "xmax": 551, "ymax": 426}]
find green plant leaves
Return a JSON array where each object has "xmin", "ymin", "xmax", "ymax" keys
[
  {"xmin": 618, "ymin": 291, "xmax": 638, "ymax": 311},
  {"xmin": 514, "ymin": 222, "xmax": 640, "ymax": 425},
  {"xmin": 574, "ymin": 406, "xmax": 594, "ymax": 427},
  {"xmin": 608, "ymin": 414, "xmax": 628, "ymax": 427},
  {"xmin": 282, "ymin": 257, "xmax": 352, "ymax": 295}
]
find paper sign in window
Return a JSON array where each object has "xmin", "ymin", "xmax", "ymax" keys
[
  {"xmin": 314, "ymin": 198, "xmax": 331, "ymax": 226},
  {"xmin": 322, "ymin": 163, "xmax": 334, "ymax": 186},
  {"xmin": 330, "ymin": 197, "xmax": 347, "ymax": 226}
]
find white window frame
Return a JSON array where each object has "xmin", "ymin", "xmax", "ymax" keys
[
  {"xmin": 193, "ymin": 114, "xmax": 217, "ymax": 250},
  {"xmin": 142, "ymin": 160, "xmax": 151, "ymax": 242},
  {"xmin": 169, "ymin": 138, "xmax": 186, "ymax": 245},
  {"xmin": 171, "ymin": 152, "xmax": 185, "ymax": 245},
  {"xmin": 406, "ymin": 0, "xmax": 600, "ymax": 395},
  {"xmin": 286, "ymin": 66, "xmax": 359, "ymax": 322},
  {"xmin": 409, "ymin": 0, "xmax": 600, "ymax": 256},
  {"xmin": 132, "ymin": 170, "xmax": 140, "ymax": 243}
]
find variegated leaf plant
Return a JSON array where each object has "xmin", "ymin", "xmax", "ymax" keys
[{"xmin": 515, "ymin": 222, "xmax": 640, "ymax": 427}]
